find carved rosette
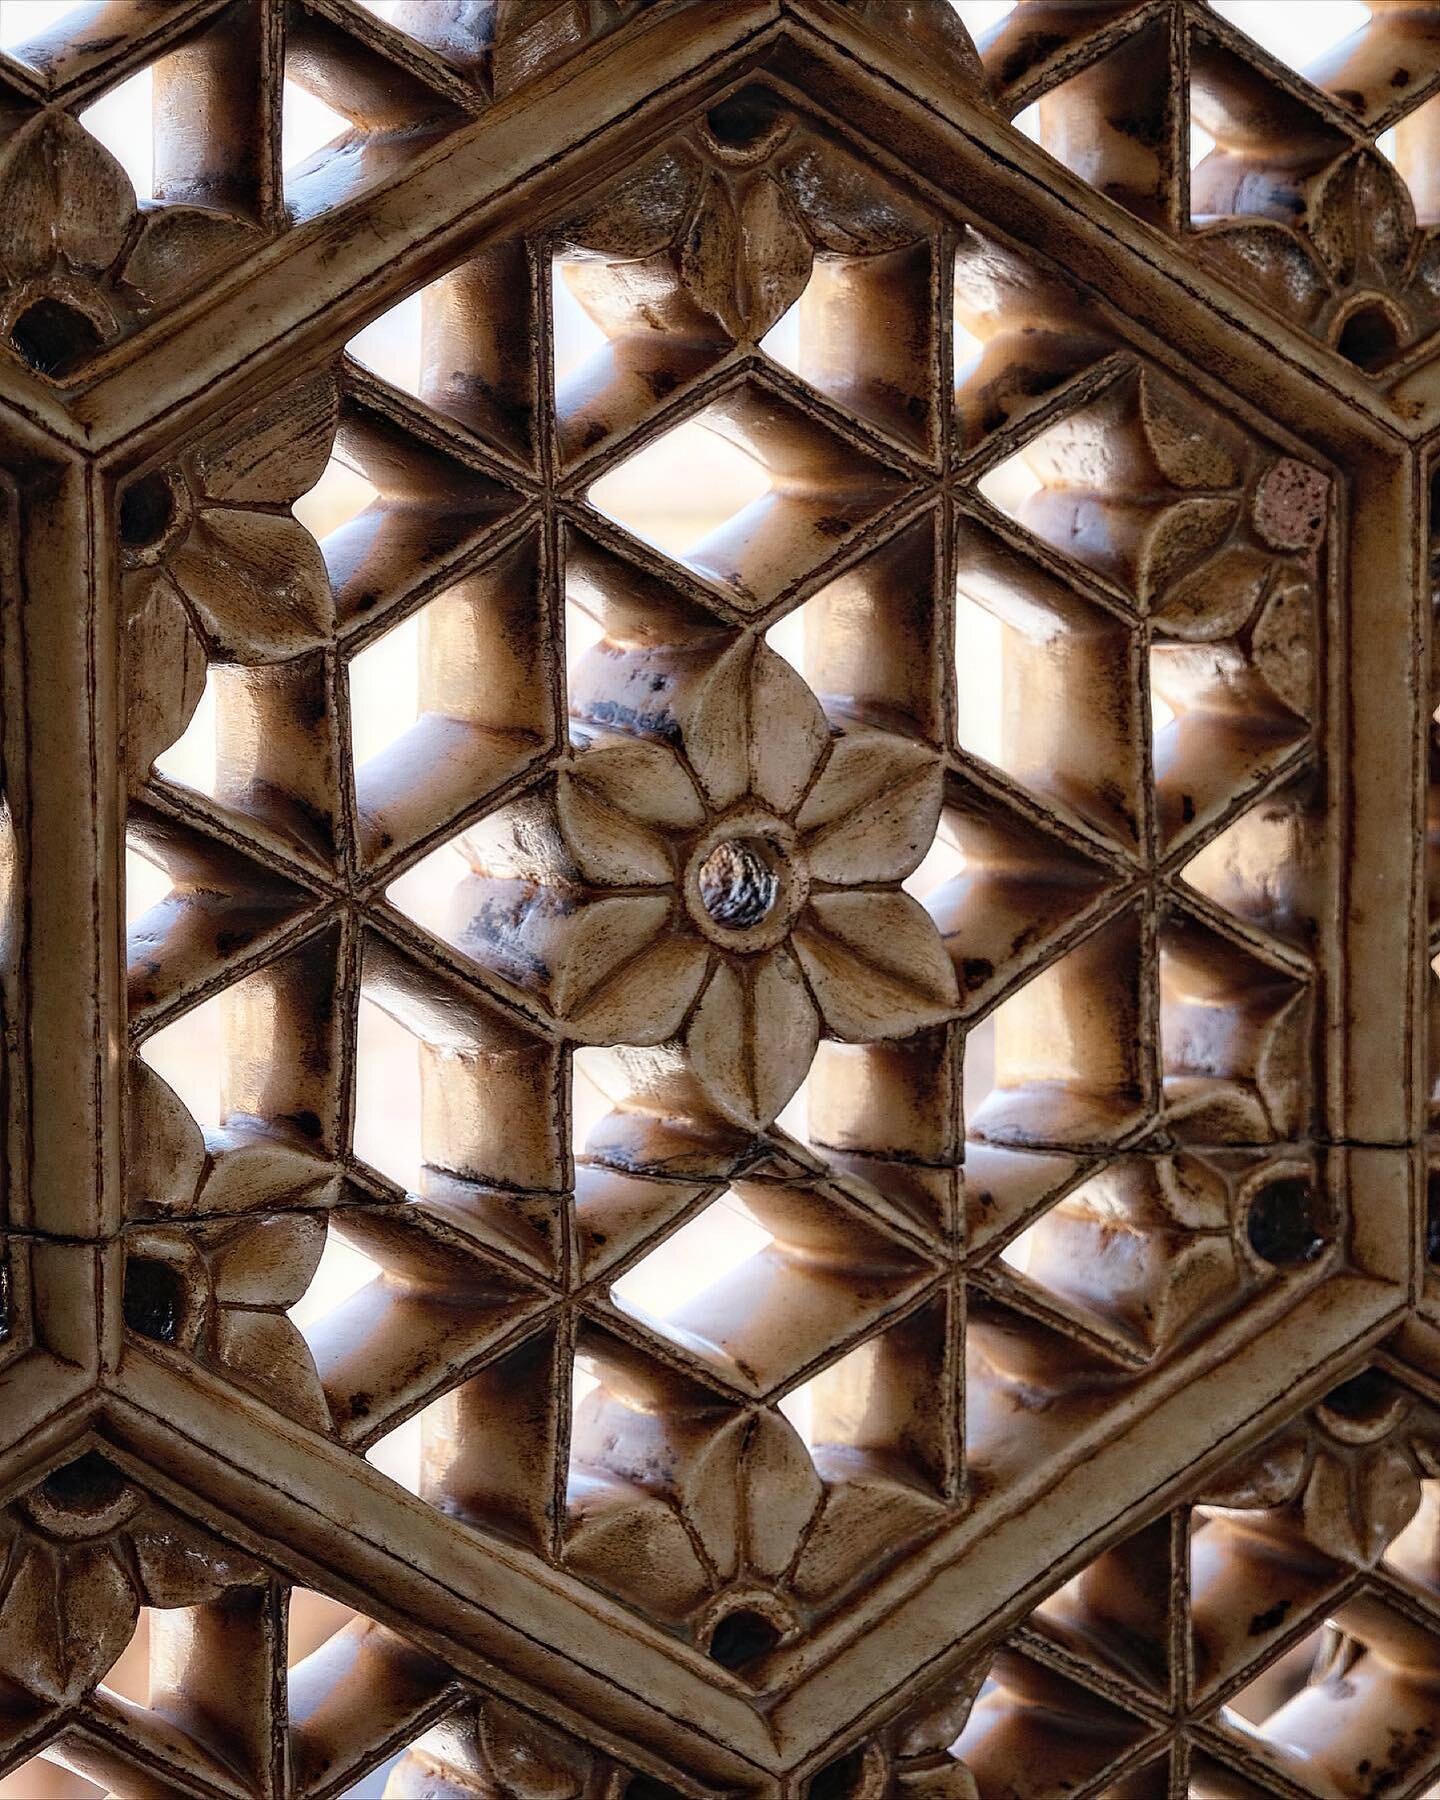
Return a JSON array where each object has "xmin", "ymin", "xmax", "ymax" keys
[{"xmin": 458, "ymin": 636, "xmax": 955, "ymax": 1127}]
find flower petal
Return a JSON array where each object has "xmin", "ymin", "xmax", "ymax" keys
[
  {"xmin": 778, "ymin": 136, "xmax": 929, "ymax": 255},
  {"xmin": 562, "ymin": 145, "xmax": 698, "ymax": 258},
  {"xmin": 0, "ymin": 1539, "xmax": 137, "ymax": 1704},
  {"xmin": 742, "ymin": 1407, "xmax": 824, "ymax": 1578},
  {"xmin": 685, "ymin": 638, "xmax": 829, "ymax": 815},
  {"xmin": 687, "ymin": 949, "xmax": 819, "ymax": 1128},
  {"xmin": 680, "ymin": 169, "xmax": 813, "ymax": 342},
  {"xmin": 0, "ymin": 109, "xmax": 133, "ymax": 279},
  {"xmin": 556, "ymin": 767, "xmax": 674, "ymax": 886},
  {"xmin": 798, "ymin": 728, "xmax": 943, "ymax": 882},
  {"xmin": 126, "ymin": 1057, "xmax": 206, "ymax": 1216},
  {"xmin": 480, "ymin": 1697, "xmax": 589, "ymax": 1797},
  {"xmin": 124, "ymin": 572, "xmax": 206, "ymax": 784},
  {"xmin": 131, "ymin": 1505, "xmax": 263, "ymax": 1604},
  {"xmin": 169, "ymin": 507, "xmax": 332, "ymax": 661},
  {"xmin": 1310, "ymin": 148, "xmax": 1414, "ymax": 288},
  {"xmin": 214, "ymin": 1310, "xmax": 333, "ymax": 1432},
  {"xmin": 794, "ymin": 891, "xmax": 957, "ymax": 1040},
  {"xmin": 207, "ymin": 1213, "xmax": 328, "ymax": 1308},
  {"xmin": 1195, "ymin": 220, "xmax": 1331, "ymax": 328},
  {"xmin": 569, "ymin": 731, "xmax": 707, "ymax": 832},
  {"xmin": 120, "ymin": 205, "xmax": 255, "ymax": 311},
  {"xmin": 567, "ymin": 932, "xmax": 710, "ymax": 1045},
  {"xmin": 190, "ymin": 370, "xmax": 340, "ymax": 505},
  {"xmin": 1300, "ymin": 1442, "xmax": 1417, "ymax": 1567}
]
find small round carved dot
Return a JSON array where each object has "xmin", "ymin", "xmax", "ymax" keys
[
  {"xmin": 1252, "ymin": 458, "xmax": 1329, "ymax": 552},
  {"xmin": 9, "ymin": 296, "xmax": 103, "ymax": 377},
  {"xmin": 119, "ymin": 470, "xmax": 178, "ymax": 550},
  {"xmin": 708, "ymin": 1607, "xmax": 783, "ymax": 1670},
  {"xmin": 123, "ymin": 1254, "xmax": 186, "ymax": 1343},
  {"xmin": 1245, "ymin": 1176, "xmax": 1325, "ymax": 1267},
  {"xmin": 697, "ymin": 838, "xmax": 780, "ymax": 931}
]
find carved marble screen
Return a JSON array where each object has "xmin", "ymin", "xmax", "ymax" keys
[{"xmin": 0, "ymin": 0, "xmax": 1436, "ymax": 1794}]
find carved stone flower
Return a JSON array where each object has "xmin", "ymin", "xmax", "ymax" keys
[
  {"xmin": 453, "ymin": 639, "xmax": 956, "ymax": 1127},
  {"xmin": 1201, "ymin": 1369, "xmax": 1438, "ymax": 1569},
  {"xmin": 0, "ymin": 1452, "xmax": 263, "ymax": 1705},
  {"xmin": 1198, "ymin": 149, "xmax": 1440, "ymax": 371},
  {"xmin": 563, "ymin": 81, "xmax": 931, "ymax": 347},
  {"xmin": 122, "ymin": 371, "xmax": 339, "ymax": 781},
  {"xmin": 0, "ymin": 108, "xmax": 251, "ymax": 381},
  {"xmin": 124, "ymin": 1213, "xmax": 332, "ymax": 1432}
]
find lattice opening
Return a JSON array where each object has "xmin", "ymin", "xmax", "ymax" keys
[
  {"xmin": 0, "ymin": 1760, "xmax": 104, "ymax": 1799},
  {"xmin": 588, "ymin": 412, "xmax": 773, "ymax": 563},
  {"xmin": 288, "ymin": 1225, "xmax": 385, "ymax": 1339},
  {"xmin": 0, "ymin": 1, "xmax": 90, "ymax": 61},
  {"xmin": 1208, "ymin": 1, "xmax": 1371, "ymax": 76},
  {"xmin": 277, "ymin": 14, "xmax": 469, "ymax": 225},
  {"xmin": 78, "ymin": 70, "xmax": 154, "ymax": 202},
  {"xmin": 609, "ymin": 1193, "xmax": 774, "ymax": 1335}
]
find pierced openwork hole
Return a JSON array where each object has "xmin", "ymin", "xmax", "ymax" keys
[
  {"xmin": 624, "ymin": 1781, "xmax": 685, "ymax": 1800},
  {"xmin": 1319, "ymin": 1367, "xmax": 1392, "ymax": 1423},
  {"xmin": 697, "ymin": 837, "xmax": 781, "ymax": 931},
  {"xmin": 806, "ymin": 1745, "xmax": 884, "ymax": 1800},
  {"xmin": 702, "ymin": 85, "xmax": 787, "ymax": 162},
  {"xmin": 1427, "ymin": 1168, "xmax": 1440, "ymax": 1265},
  {"xmin": 8, "ymin": 297, "xmax": 104, "ymax": 377},
  {"xmin": 1334, "ymin": 300, "xmax": 1403, "ymax": 372},
  {"xmin": 118, "ymin": 469, "xmax": 178, "ymax": 551},
  {"xmin": 708, "ymin": 1607, "xmax": 784, "ymax": 1670},
  {"xmin": 1245, "ymin": 1175, "xmax": 1324, "ymax": 1266},
  {"xmin": 122, "ymin": 1255, "xmax": 186, "ymax": 1343},
  {"xmin": 40, "ymin": 1452, "xmax": 128, "ymax": 1517}
]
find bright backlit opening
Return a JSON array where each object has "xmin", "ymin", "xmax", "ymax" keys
[
  {"xmin": 571, "ymin": 1047, "xmax": 616, "ymax": 1158},
  {"xmin": 291, "ymin": 454, "xmax": 377, "ymax": 543},
  {"xmin": 0, "ymin": 0, "xmax": 89, "ymax": 54},
  {"xmin": 999, "ymin": 1220, "xmax": 1038, "ymax": 1275},
  {"xmin": 155, "ymin": 669, "xmax": 219, "ymax": 795},
  {"xmin": 125, "ymin": 843, "xmax": 172, "ymax": 929},
  {"xmin": 587, "ymin": 417, "xmax": 771, "ymax": 561},
  {"xmin": 80, "ymin": 68, "xmax": 154, "ymax": 201},
  {"xmin": 948, "ymin": 1, "xmax": 1017, "ymax": 39},
  {"xmin": 352, "ymin": 996, "xmax": 424, "ymax": 1191},
  {"xmin": 287, "ymin": 1225, "xmax": 382, "ymax": 1333},
  {"xmin": 954, "ymin": 591, "xmax": 1005, "ymax": 769},
  {"xmin": 1207, "ymin": 1, "xmax": 1370, "ymax": 73},
  {"xmin": 348, "ymin": 611, "xmax": 421, "ymax": 773},
  {"xmin": 551, "ymin": 261, "xmax": 612, "ymax": 385},
  {"xmin": 139, "ymin": 991, "xmax": 226, "ymax": 1131},
  {"xmin": 366, "ymin": 1410, "xmax": 422, "ymax": 1493},
  {"xmin": 610, "ymin": 1194, "xmax": 773, "ymax": 1322},
  {"xmin": 347, "ymin": 290, "xmax": 424, "ymax": 397},
  {"xmin": 904, "ymin": 830, "xmax": 967, "ymax": 903},
  {"xmin": 282, "ymin": 80, "xmax": 350, "ymax": 174},
  {"xmin": 977, "ymin": 450, "xmax": 1045, "ymax": 517},
  {"xmin": 1013, "ymin": 103, "xmax": 1041, "ymax": 143}
]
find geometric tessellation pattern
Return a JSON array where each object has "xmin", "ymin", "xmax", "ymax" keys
[{"xmin": 0, "ymin": 0, "xmax": 1436, "ymax": 1795}]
